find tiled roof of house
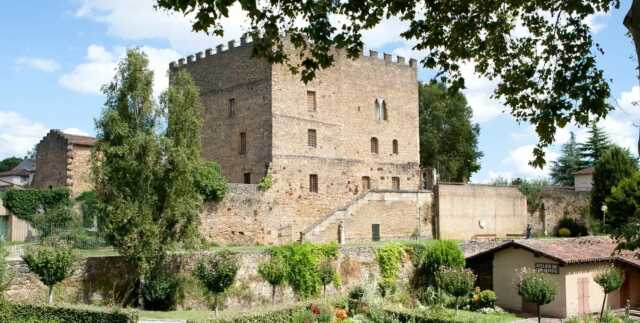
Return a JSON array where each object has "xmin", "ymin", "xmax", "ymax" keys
[
  {"xmin": 574, "ymin": 166, "xmax": 594, "ymax": 175},
  {"xmin": 0, "ymin": 159, "xmax": 35, "ymax": 177},
  {"xmin": 466, "ymin": 236, "xmax": 640, "ymax": 268},
  {"xmin": 59, "ymin": 132, "xmax": 97, "ymax": 146}
]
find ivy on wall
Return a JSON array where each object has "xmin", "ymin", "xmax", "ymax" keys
[{"xmin": 3, "ymin": 188, "xmax": 71, "ymax": 222}]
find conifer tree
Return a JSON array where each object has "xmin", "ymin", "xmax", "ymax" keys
[
  {"xmin": 550, "ymin": 132, "xmax": 586, "ymax": 186},
  {"xmin": 580, "ymin": 123, "xmax": 611, "ymax": 166}
]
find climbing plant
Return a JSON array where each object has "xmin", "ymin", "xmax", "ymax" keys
[
  {"xmin": 3, "ymin": 188, "xmax": 70, "ymax": 222},
  {"xmin": 376, "ymin": 242, "xmax": 405, "ymax": 296}
]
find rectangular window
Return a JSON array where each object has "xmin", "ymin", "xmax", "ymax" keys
[
  {"xmin": 392, "ymin": 177, "xmax": 400, "ymax": 190},
  {"xmin": 307, "ymin": 129, "xmax": 317, "ymax": 148},
  {"xmin": 362, "ymin": 176, "xmax": 370, "ymax": 191},
  {"xmin": 371, "ymin": 224, "xmax": 380, "ymax": 241},
  {"xmin": 228, "ymin": 98, "xmax": 236, "ymax": 117},
  {"xmin": 244, "ymin": 173, "xmax": 251, "ymax": 184},
  {"xmin": 239, "ymin": 132, "xmax": 247, "ymax": 155},
  {"xmin": 307, "ymin": 91, "xmax": 317, "ymax": 112},
  {"xmin": 309, "ymin": 174, "xmax": 318, "ymax": 193}
]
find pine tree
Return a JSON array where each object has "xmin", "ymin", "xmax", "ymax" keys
[
  {"xmin": 550, "ymin": 132, "xmax": 586, "ymax": 186},
  {"xmin": 580, "ymin": 123, "xmax": 611, "ymax": 166}
]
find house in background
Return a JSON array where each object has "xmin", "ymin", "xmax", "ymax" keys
[
  {"xmin": 574, "ymin": 167, "xmax": 594, "ymax": 192},
  {"xmin": 466, "ymin": 237, "xmax": 640, "ymax": 318},
  {"xmin": 0, "ymin": 159, "xmax": 35, "ymax": 190}
]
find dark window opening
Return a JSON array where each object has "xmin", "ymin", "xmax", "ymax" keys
[
  {"xmin": 392, "ymin": 177, "xmax": 400, "ymax": 190},
  {"xmin": 362, "ymin": 176, "xmax": 371, "ymax": 191},
  {"xmin": 244, "ymin": 173, "xmax": 251, "ymax": 184},
  {"xmin": 228, "ymin": 98, "xmax": 236, "ymax": 117},
  {"xmin": 307, "ymin": 91, "xmax": 317, "ymax": 112},
  {"xmin": 240, "ymin": 132, "xmax": 247, "ymax": 155},
  {"xmin": 372, "ymin": 224, "xmax": 380, "ymax": 241},
  {"xmin": 371, "ymin": 137, "xmax": 379, "ymax": 154},
  {"xmin": 392, "ymin": 139, "xmax": 399, "ymax": 154},
  {"xmin": 309, "ymin": 174, "xmax": 318, "ymax": 193},
  {"xmin": 307, "ymin": 129, "xmax": 317, "ymax": 147}
]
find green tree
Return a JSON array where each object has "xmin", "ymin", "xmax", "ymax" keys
[
  {"xmin": 22, "ymin": 242, "xmax": 74, "ymax": 304},
  {"xmin": 580, "ymin": 124, "xmax": 611, "ymax": 166},
  {"xmin": 411, "ymin": 240, "xmax": 465, "ymax": 288},
  {"xmin": 594, "ymin": 266, "xmax": 624, "ymax": 320},
  {"xmin": 435, "ymin": 266, "xmax": 476, "ymax": 313},
  {"xmin": 591, "ymin": 145, "xmax": 638, "ymax": 230},
  {"xmin": 604, "ymin": 172, "xmax": 640, "ymax": 251},
  {"xmin": 193, "ymin": 250, "xmax": 239, "ymax": 313},
  {"xmin": 550, "ymin": 132, "xmax": 587, "ymax": 186},
  {"xmin": 518, "ymin": 270, "xmax": 556, "ymax": 323},
  {"xmin": 156, "ymin": 0, "xmax": 620, "ymax": 167},
  {"xmin": 419, "ymin": 82, "xmax": 482, "ymax": 182},
  {"xmin": 257, "ymin": 255, "xmax": 287, "ymax": 304},
  {"xmin": 0, "ymin": 157, "xmax": 22, "ymax": 173},
  {"xmin": 0, "ymin": 239, "xmax": 13, "ymax": 298},
  {"xmin": 93, "ymin": 50, "xmax": 218, "ymax": 307}
]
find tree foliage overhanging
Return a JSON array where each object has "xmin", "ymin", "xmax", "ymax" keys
[
  {"xmin": 419, "ymin": 82, "xmax": 482, "ymax": 183},
  {"xmin": 93, "ymin": 49, "xmax": 227, "ymax": 288},
  {"xmin": 155, "ymin": 0, "xmax": 620, "ymax": 167}
]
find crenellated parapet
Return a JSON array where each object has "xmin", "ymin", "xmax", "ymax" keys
[{"xmin": 169, "ymin": 34, "xmax": 417, "ymax": 70}]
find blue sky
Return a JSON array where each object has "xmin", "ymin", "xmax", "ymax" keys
[{"xmin": 0, "ymin": 0, "xmax": 638, "ymax": 183}]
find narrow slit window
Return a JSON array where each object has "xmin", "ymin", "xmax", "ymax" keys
[
  {"xmin": 307, "ymin": 129, "xmax": 317, "ymax": 148},
  {"xmin": 371, "ymin": 137, "xmax": 379, "ymax": 154},
  {"xmin": 362, "ymin": 176, "xmax": 371, "ymax": 191},
  {"xmin": 243, "ymin": 173, "xmax": 251, "ymax": 184},
  {"xmin": 392, "ymin": 139, "xmax": 399, "ymax": 154},
  {"xmin": 392, "ymin": 177, "xmax": 400, "ymax": 190},
  {"xmin": 240, "ymin": 132, "xmax": 247, "ymax": 155},
  {"xmin": 307, "ymin": 91, "xmax": 317, "ymax": 112},
  {"xmin": 228, "ymin": 98, "xmax": 236, "ymax": 118},
  {"xmin": 309, "ymin": 174, "xmax": 318, "ymax": 193}
]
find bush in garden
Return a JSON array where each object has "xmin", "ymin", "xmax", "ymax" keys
[
  {"xmin": 518, "ymin": 269, "xmax": 556, "ymax": 323},
  {"xmin": 411, "ymin": 240, "xmax": 464, "ymax": 288},
  {"xmin": 435, "ymin": 266, "xmax": 476, "ymax": 313},
  {"xmin": 555, "ymin": 217, "xmax": 588, "ymax": 237},
  {"xmin": 257, "ymin": 255, "xmax": 288, "ymax": 303},
  {"xmin": 594, "ymin": 266, "xmax": 625, "ymax": 320},
  {"xmin": 318, "ymin": 260, "xmax": 340, "ymax": 297},
  {"xmin": 22, "ymin": 241, "xmax": 74, "ymax": 304},
  {"xmin": 472, "ymin": 288, "xmax": 496, "ymax": 310},
  {"xmin": 0, "ymin": 299, "xmax": 138, "ymax": 323},
  {"xmin": 557, "ymin": 228, "xmax": 571, "ymax": 237},
  {"xmin": 376, "ymin": 242, "xmax": 404, "ymax": 297},
  {"xmin": 193, "ymin": 250, "xmax": 239, "ymax": 312},
  {"xmin": 347, "ymin": 286, "xmax": 366, "ymax": 314},
  {"xmin": 141, "ymin": 264, "xmax": 184, "ymax": 311}
]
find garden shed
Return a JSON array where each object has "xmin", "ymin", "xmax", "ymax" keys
[{"xmin": 466, "ymin": 237, "xmax": 640, "ymax": 318}]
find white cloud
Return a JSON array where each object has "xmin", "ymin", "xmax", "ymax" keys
[
  {"xmin": 75, "ymin": 0, "xmax": 249, "ymax": 54},
  {"xmin": 59, "ymin": 44, "xmax": 181, "ymax": 98},
  {"xmin": 61, "ymin": 128, "xmax": 90, "ymax": 136},
  {"xmin": 0, "ymin": 111, "xmax": 48, "ymax": 160},
  {"xmin": 14, "ymin": 57, "xmax": 61, "ymax": 73},
  {"xmin": 502, "ymin": 145, "xmax": 557, "ymax": 179}
]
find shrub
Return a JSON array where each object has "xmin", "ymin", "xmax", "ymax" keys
[
  {"xmin": 555, "ymin": 218, "xmax": 588, "ymax": 237},
  {"xmin": 557, "ymin": 228, "xmax": 571, "ymax": 237},
  {"xmin": 435, "ymin": 267, "xmax": 476, "ymax": 312},
  {"xmin": 4, "ymin": 188, "xmax": 71, "ymax": 222},
  {"xmin": 347, "ymin": 286, "xmax": 366, "ymax": 314},
  {"xmin": 376, "ymin": 242, "xmax": 404, "ymax": 296},
  {"xmin": 0, "ymin": 300, "xmax": 137, "ymax": 323},
  {"xmin": 22, "ymin": 242, "xmax": 74, "ymax": 304},
  {"xmin": 258, "ymin": 255, "xmax": 288, "ymax": 303},
  {"xmin": 411, "ymin": 240, "xmax": 464, "ymax": 288},
  {"xmin": 318, "ymin": 260, "xmax": 340, "ymax": 297},
  {"xmin": 258, "ymin": 170, "xmax": 273, "ymax": 191},
  {"xmin": 142, "ymin": 265, "xmax": 184, "ymax": 311},
  {"xmin": 473, "ymin": 289, "xmax": 496, "ymax": 309},
  {"xmin": 193, "ymin": 249, "xmax": 239, "ymax": 311},
  {"xmin": 594, "ymin": 266, "xmax": 625, "ymax": 319},
  {"xmin": 518, "ymin": 269, "xmax": 556, "ymax": 323},
  {"xmin": 0, "ymin": 239, "xmax": 12, "ymax": 297},
  {"xmin": 196, "ymin": 161, "xmax": 228, "ymax": 201}
]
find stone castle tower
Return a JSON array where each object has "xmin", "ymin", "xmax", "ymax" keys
[{"xmin": 171, "ymin": 37, "xmax": 423, "ymax": 244}]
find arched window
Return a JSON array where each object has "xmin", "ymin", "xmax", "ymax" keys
[
  {"xmin": 392, "ymin": 139, "xmax": 398, "ymax": 154},
  {"xmin": 374, "ymin": 98, "xmax": 387, "ymax": 121},
  {"xmin": 371, "ymin": 137, "xmax": 379, "ymax": 154}
]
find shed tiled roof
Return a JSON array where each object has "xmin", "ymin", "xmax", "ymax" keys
[
  {"xmin": 466, "ymin": 236, "xmax": 640, "ymax": 268},
  {"xmin": 60, "ymin": 132, "xmax": 96, "ymax": 146}
]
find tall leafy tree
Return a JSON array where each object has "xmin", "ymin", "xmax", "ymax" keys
[
  {"xmin": 0, "ymin": 157, "xmax": 22, "ymax": 173},
  {"xmin": 156, "ymin": 0, "xmax": 621, "ymax": 167},
  {"xmin": 604, "ymin": 172, "xmax": 640, "ymax": 251},
  {"xmin": 580, "ymin": 123, "xmax": 611, "ymax": 166},
  {"xmin": 550, "ymin": 132, "xmax": 586, "ymax": 186},
  {"xmin": 419, "ymin": 82, "xmax": 482, "ymax": 182},
  {"xmin": 591, "ymin": 145, "xmax": 638, "ymax": 229},
  {"xmin": 93, "ymin": 49, "xmax": 216, "ymax": 307}
]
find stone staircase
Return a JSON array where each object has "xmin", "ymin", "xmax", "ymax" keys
[{"xmin": 302, "ymin": 191, "xmax": 372, "ymax": 242}]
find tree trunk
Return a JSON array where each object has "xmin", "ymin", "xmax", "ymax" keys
[
  {"xmin": 138, "ymin": 274, "xmax": 145, "ymax": 309},
  {"xmin": 47, "ymin": 285, "xmax": 53, "ymax": 304},
  {"xmin": 537, "ymin": 304, "xmax": 541, "ymax": 323},
  {"xmin": 600, "ymin": 293, "xmax": 608, "ymax": 320},
  {"xmin": 625, "ymin": 0, "xmax": 640, "ymax": 155},
  {"xmin": 272, "ymin": 286, "xmax": 276, "ymax": 304}
]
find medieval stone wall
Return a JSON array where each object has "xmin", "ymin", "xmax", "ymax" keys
[
  {"xmin": 31, "ymin": 132, "xmax": 68, "ymax": 190},
  {"xmin": 529, "ymin": 187, "xmax": 590, "ymax": 236},
  {"xmin": 436, "ymin": 184, "xmax": 528, "ymax": 240},
  {"xmin": 178, "ymin": 40, "xmax": 273, "ymax": 184},
  {"xmin": 68, "ymin": 145, "xmax": 93, "ymax": 195}
]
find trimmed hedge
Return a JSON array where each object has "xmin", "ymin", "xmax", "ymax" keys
[
  {"xmin": 188, "ymin": 305, "xmax": 304, "ymax": 323},
  {"xmin": 0, "ymin": 301, "xmax": 138, "ymax": 323}
]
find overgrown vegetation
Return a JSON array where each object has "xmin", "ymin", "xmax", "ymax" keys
[
  {"xmin": 605, "ymin": 171, "xmax": 640, "ymax": 251},
  {"xmin": 410, "ymin": 240, "xmax": 464, "ymax": 288},
  {"xmin": 22, "ymin": 241, "xmax": 75, "ymax": 304},
  {"xmin": 555, "ymin": 217, "xmax": 588, "ymax": 237},
  {"xmin": 376, "ymin": 242, "xmax": 405, "ymax": 296},
  {"xmin": 257, "ymin": 170, "xmax": 273, "ymax": 191},
  {"xmin": 196, "ymin": 161, "xmax": 228, "ymax": 201},
  {"xmin": 3, "ymin": 188, "xmax": 70, "ymax": 222},
  {"xmin": 0, "ymin": 239, "xmax": 12, "ymax": 298},
  {"xmin": 142, "ymin": 263, "xmax": 185, "ymax": 311}
]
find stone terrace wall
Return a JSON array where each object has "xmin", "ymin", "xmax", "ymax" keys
[
  {"xmin": 5, "ymin": 246, "xmax": 413, "ymax": 310},
  {"xmin": 436, "ymin": 184, "xmax": 528, "ymax": 240},
  {"xmin": 528, "ymin": 187, "xmax": 590, "ymax": 236}
]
